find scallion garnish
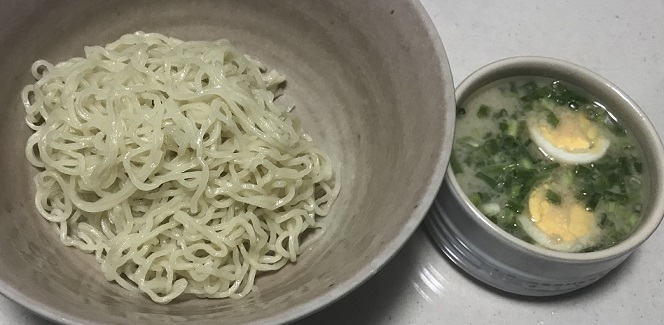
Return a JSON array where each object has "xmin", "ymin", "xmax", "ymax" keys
[
  {"xmin": 546, "ymin": 190, "xmax": 562, "ymax": 205},
  {"xmin": 477, "ymin": 104, "xmax": 491, "ymax": 118},
  {"xmin": 546, "ymin": 111, "xmax": 559, "ymax": 128}
]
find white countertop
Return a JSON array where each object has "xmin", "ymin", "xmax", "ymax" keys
[{"xmin": 3, "ymin": 1, "xmax": 663, "ymax": 324}]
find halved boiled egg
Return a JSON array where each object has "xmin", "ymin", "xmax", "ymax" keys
[
  {"xmin": 517, "ymin": 182, "xmax": 601, "ymax": 252},
  {"xmin": 527, "ymin": 108, "xmax": 610, "ymax": 164}
]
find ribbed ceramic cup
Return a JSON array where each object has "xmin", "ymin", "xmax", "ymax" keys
[{"xmin": 426, "ymin": 56, "xmax": 664, "ymax": 296}]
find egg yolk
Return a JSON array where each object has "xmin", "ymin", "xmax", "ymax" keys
[
  {"xmin": 527, "ymin": 184, "xmax": 595, "ymax": 243},
  {"xmin": 536, "ymin": 110, "xmax": 601, "ymax": 152}
]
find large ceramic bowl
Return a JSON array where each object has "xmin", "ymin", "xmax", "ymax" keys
[
  {"xmin": 426, "ymin": 56, "xmax": 664, "ymax": 296},
  {"xmin": 0, "ymin": 1, "xmax": 455, "ymax": 324}
]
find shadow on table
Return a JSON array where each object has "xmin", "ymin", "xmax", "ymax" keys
[{"xmin": 293, "ymin": 228, "xmax": 428, "ymax": 325}]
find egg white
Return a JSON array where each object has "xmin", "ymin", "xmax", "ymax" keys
[
  {"xmin": 517, "ymin": 214, "xmax": 601, "ymax": 253},
  {"xmin": 527, "ymin": 116, "xmax": 610, "ymax": 164},
  {"xmin": 518, "ymin": 182, "xmax": 602, "ymax": 253}
]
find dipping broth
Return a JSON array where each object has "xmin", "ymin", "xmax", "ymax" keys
[{"xmin": 451, "ymin": 78, "xmax": 645, "ymax": 253}]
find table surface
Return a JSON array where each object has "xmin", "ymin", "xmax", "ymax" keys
[{"xmin": 2, "ymin": 1, "xmax": 663, "ymax": 324}]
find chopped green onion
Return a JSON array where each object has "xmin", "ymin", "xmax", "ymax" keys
[
  {"xmin": 548, "ymin": 81, "xmax": 588, "ymax": 106},
  {"xmin": 506, "ymin": 120, "xmax": 520, "ymax": 138},
  {"xmin": 546, "ymin": 190, "xmax": 562, "ymax": 205},
  {"xmin": 627, "ymin": 214, "xmax": 639, "ymax": 228},
  {"xmin": 480, "ymin": 164, "xmax": 508, "ymax": 176},
  {"xmin": 495, "ymin": 108, "xmax": 508, "ymax": 118},
  {"xmin": 469, "ymin": 192, "xmax": 491, "ymax": 206},
  {"xmin": 522, "ymin": 102, "xmax": 533, "ymax": 111},
  {"xmin": 475, "ymin": 171, "xmax": 498, "ymax": 188},
  {"xmin": 505, "ymin": 199, "xmax": 523, "ymax": 213},
  {"xmin": 546, "ymin": 111, "xmax": 559, "ymax": 128},
  {"xmin": 468, "ymin": 193, "xmax": 481, "ymax": 206},
  {"xmin": 541, "ymin": 162, "xmax": 560, "ymax": 171},
  {"xmin": 585, "ymin": 192, "xmax": 602, "ymax": 211},
  {"xmin": 477, "ymin": 104, "xmax": 491, "ymax": 118},
  {"xmin": 456, "ymin": 107, "xmax": 466, "ymax": 117},
  {"xmin": 618, "ymin": 157, "xmax": 632, "ymax": 175},
  {"xmin": 575, "ymin": 165, "xmax": 592, "ymax": 177},
  {"xmin": 521, "ymin": 86, "xmax": 551, "ymax": 102},
  {"xmin": 603, "ymin": 191, "xmax": 629, "ymax": 204},
  {"xmin": 564, "ymin": 170, "xmax": 574, "ymax": 186},
  {"xmin": 450, "ymin": 152, "xmax": 463, "ymax": 174},
  {"xmin": 513, "ymin": 168, "xmax": 536, "ymax": 182},
  {"xmin": 517, "ymin": 142, "xmax": 534, "ymax": 162},
  {"xmin": 519, "ymin": 157, "xmax": 533, "ymax": 169},
  {"xmin": 481, "ymin": 138, "xmax": 500, "ymax": 155},
  {"xmin": 608, "ymin": 202, "xmax": 617, "ymax": 213},
  {"xmin": 607, "ymin": 172, "xmax": 621, "ymax": 185},
  {"xmin": 634, "ymin": 161, "xmax": 643, "ymax": 174},
  {"xmin": 510, "ymin": 185, "xmax": 522, "ymax": 198}
]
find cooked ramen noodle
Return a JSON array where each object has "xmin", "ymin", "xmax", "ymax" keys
[{"xmin": 22, "ymin": 32, "xmax": 339, "ymax": 303}]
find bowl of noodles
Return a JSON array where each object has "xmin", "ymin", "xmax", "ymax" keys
[{"xmin": 0, "ymin": 1, "xmax": 455, "ymax": 324}]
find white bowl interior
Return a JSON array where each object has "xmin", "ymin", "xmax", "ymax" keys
[{"xmin": 0, "ymin": 1, "xmax": 454, "ymax": 324}]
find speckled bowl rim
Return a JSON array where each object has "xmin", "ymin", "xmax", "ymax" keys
[
  {"xmin": 448, "ymin": 56, "xmax": 664, "ymax": 263},
  {"xmin": 0, "ymin": 2, "xmax": 456, "ymax": 325}
]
